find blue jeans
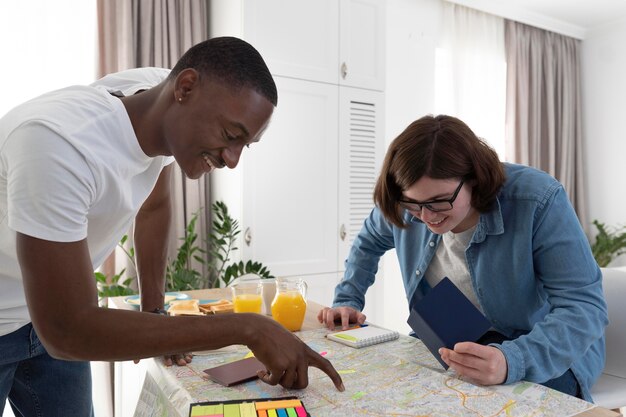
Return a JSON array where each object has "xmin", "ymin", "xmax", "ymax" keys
[{"xmin": 0, "ymin": 323, "xmax": 94, "ymax": 417}]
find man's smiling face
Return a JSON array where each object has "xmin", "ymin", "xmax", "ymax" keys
[{"xmin": 164, "ymin": 74, "xmax": 274, "ymax": 179}]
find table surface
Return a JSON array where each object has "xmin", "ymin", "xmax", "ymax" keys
[{"xmin": 110, "ymin": 288, "xmax": 621, "ymax": 417}]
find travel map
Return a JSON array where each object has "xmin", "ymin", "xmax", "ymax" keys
[{"xmin": 134, "ymin": 328, "xmax": 594, "ymax": 417}]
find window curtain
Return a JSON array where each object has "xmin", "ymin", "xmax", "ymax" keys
[
  {"xmin": 97, "ymin": 0, "xmax": 211, "ymax": 282},
  {"xmin": 504, "ymin": 20, "xmax": 588, "ymax": 230},
  {"xmin": 435, "ymin": 2, "xmax": 507, "ymax": 159}
]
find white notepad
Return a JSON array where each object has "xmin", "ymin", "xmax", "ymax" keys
[{"xmin": 326, "ymin": 325, "xmax": 400, "ymax": 348}]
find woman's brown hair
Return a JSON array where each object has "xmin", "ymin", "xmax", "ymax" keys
[{"xmin": 374, "ymin": 114, "xmax": 506, "ymax": 227}]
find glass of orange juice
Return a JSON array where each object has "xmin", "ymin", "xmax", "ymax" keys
[
  {"xmin": 231, "ymin": 282, "xmax": 263, "ymax": 314},
  {"xmin": 271, "ymin": 278, "xmax": 307, "ymax": 331}
]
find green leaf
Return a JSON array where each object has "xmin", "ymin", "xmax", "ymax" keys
[{"xmin": 591, "ymin": 220, "xmax": 626, "ymax": 267}]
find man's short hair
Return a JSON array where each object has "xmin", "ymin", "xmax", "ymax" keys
[{"xmin": 170, "ymin": 36, "xmax": 277, "ymax": 106}]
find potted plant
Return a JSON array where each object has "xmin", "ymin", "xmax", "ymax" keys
[
  {"xmin": 95, "ymin": 201, "xmax": 274, "ymax": 297},
  {"xmin": 165, "ymin": 201, "xmax": 273, "ymax": 290},
  {"xmin": 590, "ymin": 220, "xmax": 626, "ymax": 267},
  {"xmin": 206, "ymin": 200, "xmax": 274, "ymax": 288},
  {"xmin": 94, "ymin": 235, "xmax": 136, "ymax": 307}
]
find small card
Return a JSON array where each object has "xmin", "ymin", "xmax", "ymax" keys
[{"xmin": 203, "ymin": 357, "xmax": 265, "ymax": 387}]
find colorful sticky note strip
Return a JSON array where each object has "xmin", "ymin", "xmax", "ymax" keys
[{"xmin": 189, "ymin": 397, "xmax": 308, "ymax": 417}]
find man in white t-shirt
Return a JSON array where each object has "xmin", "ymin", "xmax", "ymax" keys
[{"xmin": 0, "ymin": 37, "xmax": 343, "ymax": 416}]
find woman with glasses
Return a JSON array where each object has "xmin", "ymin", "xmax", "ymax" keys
[{"xmin": 318, "ymin": 114, "xmax": 607, "ymax": 402}]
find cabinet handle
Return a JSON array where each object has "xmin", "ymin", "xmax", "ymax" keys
[
  {"xmin": 340, "ymin": 62, "xmax": 348, "ymax": 79},
  {"xmin": 339, "ymin": 224, "xmax": 347, "ymax": 241},
  {"xmin": 244, "ymin": 227, "xmax": 252, "ymax": 246}
]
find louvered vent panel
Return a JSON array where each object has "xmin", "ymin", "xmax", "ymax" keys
[{"xmin": 347, "ymin": 100, "xmax": 377, "ymax": 244}]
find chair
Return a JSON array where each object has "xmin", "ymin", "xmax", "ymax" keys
[{"xmin": 591, "ymin": 267, "xmax": 626, "ymax": 410}]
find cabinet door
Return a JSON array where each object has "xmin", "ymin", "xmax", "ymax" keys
[
  {"xmin": 339, "ymin": 0, "xmax": 386, "ymax": 91},
  {"xmin": 337, "ymin": 86, "xmax": 385, "ymax": 270},
  {"xmin": 240, "ymin": 77, "xmax": 339, "ymax": 277},
  {"xmin": 243, "ymin": 0, "xmax": 339, "ymax": 84}
]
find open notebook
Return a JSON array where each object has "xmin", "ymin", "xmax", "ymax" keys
[{"xmin": 326, "ymin": 325, "xmax": 399, "ymax": 348}]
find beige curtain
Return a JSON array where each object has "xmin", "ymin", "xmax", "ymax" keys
[
  {"xmin": 504, "ymin": 20, "xmax": 588, "ymax": 231},
  {"xmin": 97, "ymin": 0, "xmax": 210, "ymax": 281}
]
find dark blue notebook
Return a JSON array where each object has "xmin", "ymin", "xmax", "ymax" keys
[{"xmin": 407, "ymin": 277, "xmax": 491, "ymax": 369}]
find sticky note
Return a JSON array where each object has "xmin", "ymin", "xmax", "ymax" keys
[
  {"xmin": 286, "ymin": 408, "xmax": 297, "ymax": 417},
  {"xmin": 224, "ymin": 403, "xmax": 240, "ymax": 417},
  {"xmin": 277, "ymin": 409, "xmax": 288, "ymax": 417},
  {"xmin": 338, "ymin": 369, "xmax": 356, "ymax": 374},
  {"xmin": 239, "ymin": 402, "xmax": 256, "ymax": 417},
  {"xmin": 295, "ymin": 406, "xmax": 307, "ymax": 417},
  {"xmin": 255, "ymin": 400, "xmax": 301, "ymax": 410},
  {"xmin": 334, "ymin": 333, "xmax": 358, "ymax": 341},
  {"xmin": 267, "ymin": 410, "xmax": 278, "ymax": 417},
  {"xmin": 191, "ymin": 404, "xmax": 223, "ymax": 416}
]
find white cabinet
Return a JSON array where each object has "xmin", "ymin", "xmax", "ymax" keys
[
  {"xmin": 210, "ymin": 0, "xmax": 385, "ymax": 298},
  {"xmin": 339, "ymin": 0, "xmax": 386, "ymax": 91},
  {"xmin": 242, "ymin": 0, "xmax": 339, "ymax": 85},
  {"xmin": 338, "ymin": 86, "xmax": 385, "ymax": 269},
  {"xmin": 212, "ymin": 78, "xmax": 384, "ymax": 285},
  {"xmin": 215, "ymin": 0, "xmax": 385, "ymax": 91},
  {"xmin": 239, "ymin": 77, "xmax": 339, "ymax": 277}
]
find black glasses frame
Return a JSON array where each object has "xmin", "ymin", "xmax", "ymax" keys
[{"xmin": 398, "ymin": 180, "xmax": 465, "ymax": 213}]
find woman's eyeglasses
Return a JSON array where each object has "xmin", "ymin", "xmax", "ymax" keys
[{"xmin": 398, "ymin": 180, "xmax": 464, "ymax": 213}]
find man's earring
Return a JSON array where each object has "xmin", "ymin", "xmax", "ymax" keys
[{"xmin": 178, "ymin": 97, "xmax": 183, "ymax": 103}]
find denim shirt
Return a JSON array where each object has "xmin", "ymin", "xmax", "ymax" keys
[{"xmin": 332, "ymin": 163, "xmax": 607, "ymax": 402}]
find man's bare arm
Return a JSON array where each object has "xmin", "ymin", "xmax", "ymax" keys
[
  {"xmin": 134, "ymin": 163, "xmax": 172, "ymax": 312},
  {"xmin": 16, "ymin": 232, "xmax": 344, "ymax": 391}
]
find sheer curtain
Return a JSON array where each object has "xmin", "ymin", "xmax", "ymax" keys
[
  {"xmin": 504, "ymin": 20, "xmax": 588, "ymax": 229},
  {"xmin": 435, "ymin": 2, "xmax": 507, "ymax": 159},
  {"xmin": 97, "ymin": 0, "xmax": 210, "ymax": 281}
]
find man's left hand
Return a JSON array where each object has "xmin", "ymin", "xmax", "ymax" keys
[
  {"xmin": 163, "ymin": 353, "xmax": 193, "ymax": 367},
  {"xmin": 133, "ymin": 353, "xmax": 193, "ymax": 366}
]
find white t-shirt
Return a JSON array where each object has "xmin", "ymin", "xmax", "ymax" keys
[{"xmin": 0, "ymin": 68, "xmax": 171, "ymax": 336}]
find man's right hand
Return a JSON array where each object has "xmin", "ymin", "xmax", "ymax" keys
[
  {"xmin": 317, "ymin": 306, "xmax": 367, "ymax": 330},
  {"xmin": 245, "ymin": 315, "xmax": 344, "ymax": 391}
]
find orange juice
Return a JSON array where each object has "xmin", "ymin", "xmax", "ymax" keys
[
  {"xmin": 233, "ymin": 294, "xmax": 262, "ymax": 313},
  {"xmin": 271, "ymin": 291, "xmax": 307, "ymax": 331}
]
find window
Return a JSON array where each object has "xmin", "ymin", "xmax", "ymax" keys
[
  {"xmin": 434, "ymin": 3, "xmax": 507, "ymax": 160},
  {"xmin": 0, "ymin": 0, "xmax": 97, "ymax": 117}
]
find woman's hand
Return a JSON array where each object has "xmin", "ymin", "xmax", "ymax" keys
[
  {"xmin": 317, "ymin": 306, "xmax": 366, "ymax": 330},
  {"xmin": 439, "ymin": 342, "xmax": 508, "ymax": 385}
]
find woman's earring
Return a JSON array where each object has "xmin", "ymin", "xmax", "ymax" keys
[{"xmin": 178, "ymin": 97, "xmax": 182, "ymax": 103}]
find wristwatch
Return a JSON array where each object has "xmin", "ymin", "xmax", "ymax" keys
[{"xmin": 150, "ymin": 308, "xmax": 168, "ymax": 316}]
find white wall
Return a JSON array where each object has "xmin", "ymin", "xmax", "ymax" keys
[
  {"xmin": 581, "ymin": 17, "xmax": 626, "ymax": 266},
  {"xmin": 378, "ymin": 0, "xmax": 443, "ymax": 333}
]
